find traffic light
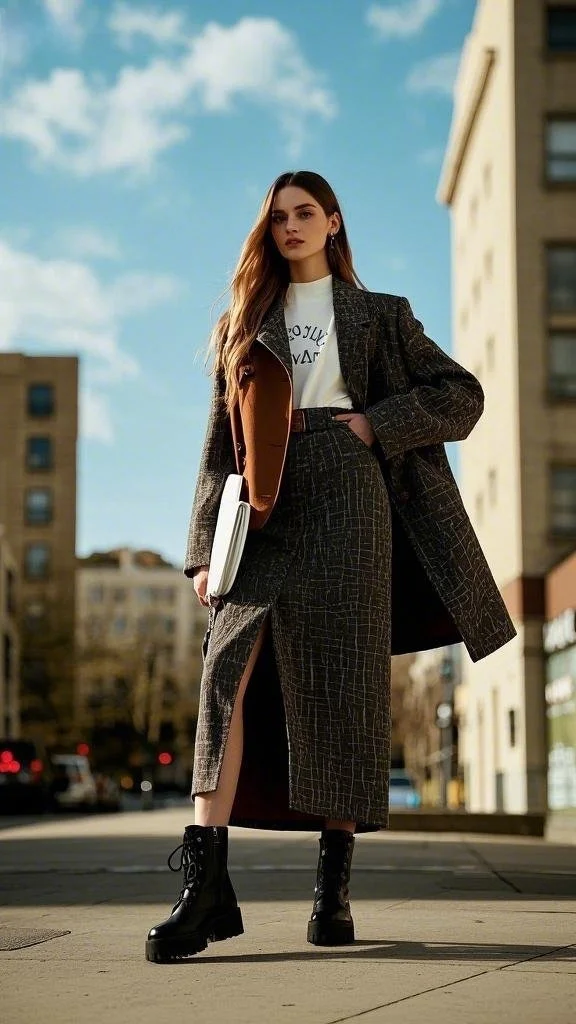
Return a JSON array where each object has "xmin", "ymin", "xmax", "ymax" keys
[
  {"xmin": 157, "ymin": 751, "xmax": 173, "ymax": 766},
  {"xmin": 76, "ymin": 742, "xmax": 90, "ymax": 756}
]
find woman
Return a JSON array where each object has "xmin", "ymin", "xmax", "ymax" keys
[{"xmin": 145, "ymin": 171, "xmax": 516, "ymax": 964}]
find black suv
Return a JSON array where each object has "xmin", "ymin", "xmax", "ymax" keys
[{"xmin": 0, "ymin": 738, "xmax": 52, "ymax": 814}]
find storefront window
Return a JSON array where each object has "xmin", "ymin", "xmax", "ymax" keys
[{"xmin": 545, "ymin": 643, "xmax": 576, "ymax": 809}]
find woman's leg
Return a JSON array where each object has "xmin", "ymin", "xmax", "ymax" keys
[{"xmin": 194, "ymin": 615, "xmax": 269, "ymax": 827}]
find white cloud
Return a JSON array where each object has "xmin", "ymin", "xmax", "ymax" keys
[
  {"xmin": 56, "ymin": 226, "xmax": 121, "ymax": 261},
  {"xmin": 109, "ymin": 2, "xmax": 186, "ymax": 48},
  {"xmin": 0, "ymin": 16, "xmax": 336, "ymax": 173},
  {"xmin": 0, "ymin": 238, "xmax": 181, "ymax": 439},
  {"xmin": 366, "ymin": 0, "xmax": 442, "ymax": 40},
  {"xmin": 42, "ymin": 0, "xmax": 84, "ymax": 41},
  {"xmin": 81, "ymin": 387, "xmax": 114, "ymax": 443},
  {"xmin": 406, "ymin": 51, "xmax": 460, "ymax": 96}
]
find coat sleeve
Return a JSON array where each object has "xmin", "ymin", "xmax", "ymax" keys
[
  {"xmin": 364, "ymin": 296, "xmax": 484, "ymax": 460},
  {"xmin": 183, "ymin": 368, "xmax": 237, "ymax": 579}
]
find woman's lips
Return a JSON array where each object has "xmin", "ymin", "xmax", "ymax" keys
[{"xmin": 285, "ymin": 239, "xmax": 304, "ymax": 247}]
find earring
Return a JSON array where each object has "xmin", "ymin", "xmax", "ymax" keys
[{"xmin": 329, "ymin": 233, "xmax": 335, "ymax": 249}]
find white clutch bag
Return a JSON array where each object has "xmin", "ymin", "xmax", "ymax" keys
[{"xmin": 207, "ymin": 474, "xmax": 251, "ymax": 600}]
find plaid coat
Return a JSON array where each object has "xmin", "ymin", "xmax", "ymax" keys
[{"xmin": 185, "ymin": 276, "xmax": 517, "ymax": 665}]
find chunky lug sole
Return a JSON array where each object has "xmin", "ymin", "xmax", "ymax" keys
[
  {"xmin": 145, "ymin": 906, "xmax": 244, "ymax": 963},
  {"xmin": 307, "ymin": 917, "xmax": 355, "ymax": 946}
]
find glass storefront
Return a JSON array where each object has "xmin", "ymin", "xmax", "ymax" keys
[{"xmin": 545, "ymin": 631, "xmax": 576, "ymax": 810}]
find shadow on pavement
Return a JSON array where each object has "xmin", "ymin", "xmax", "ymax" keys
[{"xmin": 161, "ymin": 940, "xmax": 576, "ymax": 966}]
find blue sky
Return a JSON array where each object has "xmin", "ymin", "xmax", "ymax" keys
[{"xmin": 0, "ymin": 0, "xmax": 476, "ymax": 566}]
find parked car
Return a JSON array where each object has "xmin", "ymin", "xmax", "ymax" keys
[
  {"xmin": 389, "ymin": 769, "xmax": 422, "ymax": 809},
  {"xmin": 0, "ymin": 738, "xmax": 51, "ymax": 814},
  {"xmin": 49, "ymin": 754, "xmax": 98, "ymax": 812}
]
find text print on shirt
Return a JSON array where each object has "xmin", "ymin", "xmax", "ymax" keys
[{"xmin": 287, "ymin": 313, "xmax": 335, "ymax": 365}]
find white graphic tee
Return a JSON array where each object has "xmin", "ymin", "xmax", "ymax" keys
[{"xmin": 283, "ymin": 274, "xmax": 353, "ymax": 410}]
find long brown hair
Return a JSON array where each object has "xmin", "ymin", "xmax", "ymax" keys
[{"xmin": 208, "ymin": 170, "xmax": 364, "ymax": 414}]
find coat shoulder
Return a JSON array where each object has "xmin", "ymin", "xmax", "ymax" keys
[{"xmin": 363, "ymin": 289, "xmax": 404, "ymax": 316}]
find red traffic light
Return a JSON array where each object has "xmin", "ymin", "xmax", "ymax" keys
[
  {"xmin": 76, "ymin": 743, "xmax": 90, "ymax": 756},
  {"xmin": 157, "ymin": 751, "xmax": 173, "ymax": 766}
]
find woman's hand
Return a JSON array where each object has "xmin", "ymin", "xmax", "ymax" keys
[
  {"xmin": 332, "ymin": 412, "xmax": 376, "ymax": 447},
  {"xmin": 193, "ymin": 565, "xmax": 210, "ymax": 607}
]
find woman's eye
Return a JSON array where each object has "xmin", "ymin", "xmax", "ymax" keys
[{"xmin": 299, "ymin": 211, "xmax": 312, "ymax": 219}]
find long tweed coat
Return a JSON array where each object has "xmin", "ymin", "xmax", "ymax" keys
[{"xmin": 183, "ymin": 278, "xmax": 517, "ymax": 831}]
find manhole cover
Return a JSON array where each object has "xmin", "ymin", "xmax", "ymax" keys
[{"xmin": 0, "ymin": 927, "xmax": 71, "ymax": 950}]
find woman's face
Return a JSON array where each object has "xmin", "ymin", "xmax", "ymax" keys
[{"xmin": 270, "ymin": 185, "xmax": 340, "ymax": 263}]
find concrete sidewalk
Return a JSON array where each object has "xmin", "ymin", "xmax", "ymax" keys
[{"xmin": 0, "ymin": 808, "xmax": 575, "ymax": 1024}]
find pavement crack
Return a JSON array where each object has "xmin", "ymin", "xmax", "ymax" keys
[
  {"xmin": 461, "ymin": 839, "xmax": 523, "ymax": 893},
  {"xmin": 322, "ymin": 944, "xmax": 576, "ymax": 1023}
]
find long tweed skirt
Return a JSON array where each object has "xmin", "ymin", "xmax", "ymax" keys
[{"xmin": 192, "ymin": 406, "xmax": 393, "ymax": 833}]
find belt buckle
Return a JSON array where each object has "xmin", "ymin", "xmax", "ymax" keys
[{"xmin": 291, "ymin": 408, "xmax": 305, "ymax": 432}]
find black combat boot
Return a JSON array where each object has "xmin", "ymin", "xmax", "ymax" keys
[
  {"xmin": 307, "ymin": 828, "xmax": 355, "ymax": 945},
  {"xmin": 145, "ymin": 824, "xmax": 243, "ymax": 963}
]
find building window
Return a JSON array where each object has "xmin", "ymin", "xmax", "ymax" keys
[
  {"xmin": 26, "ymin": 437, "xmax": 53, "ymax": 471},
  {"xmin": 24, "ymin": 543, "xmax": 51, "ymax": 580},
  {"xmin": 547, "ymin": 6, "xmax": 576, "ymax": 52},
  {"xmin": 546, "ymin": 118, "xmax": 576, "ymax": 182},
  {"xmin": 86, "ymin": 616, "xmax": 104, "ymax": 641},
  {"xmin": 547, "ymin": 245, "xmax": 576, "ymax": 312},
  {"xmin": 21, "ymin": 656, "xmax": 48, "ymax": 690},
  {"xmin": 112, "ymin": 616, "xmax": 127, "ymax": 635},
  {"xmin": 551, "ymin": 465, "xmax": 576, "ymax": 533},
  {"xmin": 483, "ymin": 162, "xmax": 492, "ymax": 198},
  {"xmin": 3, "ymin": 633, "xmax": 13, "ymax": 683},
  {"xmin": 88, "ymin": 585, "xmax": 104, "ymax": 603},
  {"xmin": 27, "ymin": 384, "xmax": 54, "ymax": 418},
  {"xmin": 137, "ymin": 616, "xmax": 149, "ymax": 636},
  {"xmin": 6, "ymin": 570, "xmax": 16, "ymax": 616},
  {"xmin": 484, "ymin": 250, "xmax": 493, "ymax": 279},
  {"xmin": 113, "ymin": 587, "xmax": 126, "ymax": 603},
  {"xmin": 488, "ymin": 468, "xmax": 497, "ymax": 505},
  {"xmin": 549, "ymin": 331, "xmax": 576, "ymax": 396},
  {"xmin": 486, "ymin": 335, "xmax": 495, "ymax": 371},
  {"xmin": 23, "ymin": 599, "xmax": 47, "ymax": 632},
  {"xmin": 24, "ymin": 487, "xmax": 53, "ymax": 525},
  {"xmin": 508, "ymin": 708, "xmax": 517, "ymax": 748}
]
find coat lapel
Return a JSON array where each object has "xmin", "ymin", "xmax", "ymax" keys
[
  {"xmin": 256, "ymin": 276, "xmax": 374, "ymax": 409},
  {"xmin": 256, "ymin": 294, "xmax": 292, "ymax": 378}
]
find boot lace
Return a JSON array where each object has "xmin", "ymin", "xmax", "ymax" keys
[{"xmin": 167, "ymin": 833, "xmax": 205, "ymax": 909}]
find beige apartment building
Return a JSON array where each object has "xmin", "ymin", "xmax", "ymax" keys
[
  {"xmin": 77, "ymin": 547, "xmax": 207, "ymax": 774},
  {"xmin": 0, "ymin": 525, "xmax": 20, "ymax": 737},
  {"xmin": 438, "ymin": 0, "xmax": 576, "ymax": 812},
  {"xmin": 0, "ymin": 355, "xmax": 78, "ymax": 745}
]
